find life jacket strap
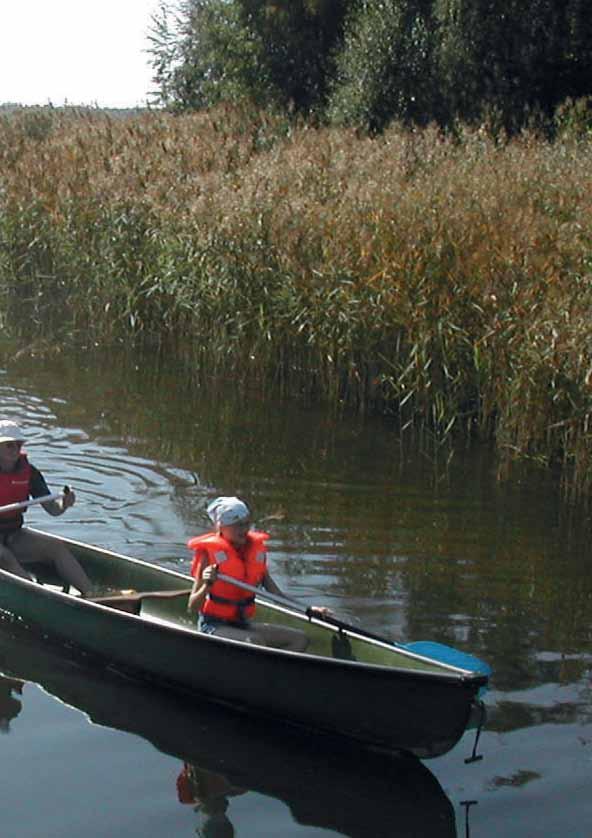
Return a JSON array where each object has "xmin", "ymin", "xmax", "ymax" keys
[
  {"xmin": 209, "ymin": 593, "xmax": 255, "ymax": 607},
  {"xmin": 208, "ymin": 592, "xmax": 256, "ymax": 622}
]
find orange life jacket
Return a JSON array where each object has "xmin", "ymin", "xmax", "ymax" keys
[
  {"xmin": 0, "ymin": 455, "xmax": 32, "ymax": 532},
  {"xmin": 187, "ymin": 530, "xmax": 269, "ymax": 623}
]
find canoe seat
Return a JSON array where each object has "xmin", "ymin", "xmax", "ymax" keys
[{"xmin": 26, "ymin": 562, "xmax": 70, "ymax": 593}]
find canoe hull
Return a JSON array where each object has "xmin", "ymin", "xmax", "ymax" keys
[{"xmin": 0, "ymin": 530, "xmax": 487, "ymax": 759}]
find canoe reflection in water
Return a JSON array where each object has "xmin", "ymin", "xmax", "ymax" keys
[{"xmin": 0, "ymin": 622, "xmax": 459, "ymax": 838}]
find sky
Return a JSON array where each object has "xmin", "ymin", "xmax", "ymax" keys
[{"xmin": 1, "ymin": 1, "xmax": 163, "ymax": 109}]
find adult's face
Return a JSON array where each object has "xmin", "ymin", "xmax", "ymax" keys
[{"xmin": 0, "ymin": 441, "xmax": 22, "ymax": 471}]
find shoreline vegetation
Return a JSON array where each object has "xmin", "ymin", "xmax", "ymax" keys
[{"xmin": 1, "ymin": 105, "xmax": 591, "ymax": 500}]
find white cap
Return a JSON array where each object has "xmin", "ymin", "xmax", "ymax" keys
[
  {"xmin": 207, "ymin": 496, "xmax": 251, "ymax": 527},
  {"xmin": 0, "ymin": 421, "xmax": 26, "ymax": 444}
]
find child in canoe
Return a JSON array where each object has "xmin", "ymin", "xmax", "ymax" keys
[{"xmin": 187, "ymin": 496, "xmax": 328, "ymax": 651}]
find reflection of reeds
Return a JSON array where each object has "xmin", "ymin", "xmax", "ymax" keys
[{"xmin": 1, "ymin": 107, "xmax": 592, "ymax": 498}]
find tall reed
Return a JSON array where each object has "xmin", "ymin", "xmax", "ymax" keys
[{"xmin": 1, "ymin": 106, "xmax": 592, "ymax": 499}]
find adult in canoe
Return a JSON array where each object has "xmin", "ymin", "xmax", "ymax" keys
[
  {"xmin": 0, "ymin": 420, "xmax": 93, "ymax": 596},
  {"xmin": 187, "ymin": 496, "xmax": 328, "ymax": 650}
]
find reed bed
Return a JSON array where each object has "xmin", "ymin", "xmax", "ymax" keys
[{"xmin": 1, "ymin": 106, "xmax": 592, "ymax": 499}]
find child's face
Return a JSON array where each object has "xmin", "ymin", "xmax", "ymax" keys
[{"xmin": 220, "ymin": 519, "xmax": 251, "ymax": 547}]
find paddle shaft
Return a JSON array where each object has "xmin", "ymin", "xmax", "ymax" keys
[{"xmin": 0, "ymin": 492, "xmax": 65, "ymax": 515}]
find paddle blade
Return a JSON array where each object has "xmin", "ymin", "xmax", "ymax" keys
[{"xmin": 404, "ymin": 641, "xmax": 492, "ymax": 677}]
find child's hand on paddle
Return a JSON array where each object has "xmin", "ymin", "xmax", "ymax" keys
[{"xmin": 202, "ymin": 565, "xmax": 218, "ymax": 587}]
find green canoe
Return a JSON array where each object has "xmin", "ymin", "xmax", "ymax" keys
[{"xmin": 0, "ymin": 528, "xmax": 489, "ymax": 760}]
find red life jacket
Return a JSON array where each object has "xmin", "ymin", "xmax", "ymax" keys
[
  {"xmin": 0, "ymin": 455, "xmax": 32, "ymax": 532},
  {"xmin": 187, "ymin": 530, "xmax": 269, "ymax": 623}
]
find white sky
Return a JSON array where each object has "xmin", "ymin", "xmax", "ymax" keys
[{"xmin": 1, "ymin": 1, "xmax": 163, "ymax": 108}]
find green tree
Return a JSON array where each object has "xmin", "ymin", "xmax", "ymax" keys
[
  {"xmin": 149, "ymin": 0, "xmax": 269, "ymax": 110},
  {"xmin": 149, "ymin": 0, "xmax": 592, "ymax": 132},
  {"xmin": 327, "ymin": 0, "xmax": 437, "ymax": 131},
  {"xmin": 238, "ymin": 0, "xmax": 350, "ymax": 111},
  {"xmin": 149, "ymin": 0, "xmax": 350, "ymax": 113},
  {"xmin": 434, "ymin": 0, "xmax": 592, "ymax": 128}
]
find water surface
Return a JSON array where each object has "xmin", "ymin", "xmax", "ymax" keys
[{"xmin": 1, "ymin": 341, "xmax": 591, "ymax": 836}]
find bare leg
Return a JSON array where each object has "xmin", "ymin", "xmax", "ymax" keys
[
  {"xmin": 0, "ymin": 544, "xmax": 34, "ymax": 581},
  {"xmin": 8, "ymin": 529, "xmax": 93, "ymax": 596}
]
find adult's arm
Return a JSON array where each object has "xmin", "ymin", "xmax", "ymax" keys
[{"xmin": 30, "ymin": 466, "xmax": 74, "ymax": 516}]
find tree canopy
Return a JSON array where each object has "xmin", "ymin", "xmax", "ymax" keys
[{"xmin": 149, "ymin": 0, "xmax": 592, "ymax": 132}]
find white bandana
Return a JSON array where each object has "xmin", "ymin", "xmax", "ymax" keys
[{"xmin": 207, "ymin": 496, "xmax": 250, "ymax": 527}]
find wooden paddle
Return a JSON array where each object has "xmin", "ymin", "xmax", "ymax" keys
[
  {"xmin": 216, "ymin": 572, "xmax": 491, "ymax": 676},
  {"xmin": 91, "ymin": 589, "xmax": 191, "ymax": 604}
]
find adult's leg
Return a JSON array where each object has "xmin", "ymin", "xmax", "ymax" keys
[
  {"xmin": 9, "ymin": 529, "xmax": 93, "ymax": 596},
  {"xmin": 0, "ymin": 544, "xmax": 34, "ymax": 580}
]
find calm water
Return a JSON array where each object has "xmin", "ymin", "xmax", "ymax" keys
[{"xmin": 1, "ymin": 341, "xmax": 592, "ymax": 837}]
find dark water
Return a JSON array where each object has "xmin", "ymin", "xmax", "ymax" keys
[{"xmin": 1, "ymin": 341, "xmax": 592, "ymax": 837}]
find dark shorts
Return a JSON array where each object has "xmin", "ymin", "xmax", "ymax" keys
[{"xmin": 198, "ymin": 615, "xmax": 251, "ymax": 635}]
